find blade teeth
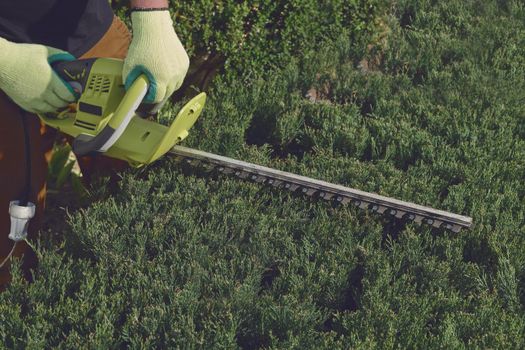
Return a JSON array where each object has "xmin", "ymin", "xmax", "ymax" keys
[
  {"xmin": 422, "ymin": 217, "xmax": 447, "ymax": 228},
  {"xmin": 413, "ymin": 215, "xmax": 424, "ymax": 224},
  {"xmin": 251, "ymin": 174, "xmax": 268, "ymax": 183},
  {"xmin": 352, "ymin": 199, "xmax": 370, "ymax": 209},
  {"xmin": 357, "ymin": 201, "xmax": 370, "ymax": 209},
  {"xmin": 301, "ymin": 188, "xmax": 317, "ymax": 196},
  {"xmin": 235, "ymin": 170, "xmax": 249, "ymax": 179},
  {"xmin": 331, "ymin": 198, "xmax": 458, "ymax": 232},
  {"xmin": 337, "ymin": 197, "xmax": 352, "ymax": 205},
  {"xmin": 394, "ymin": 210, "xmax": 406, "ymax": 219},
  {"xmin": 431, "ymin": 219, "xmax": 444, "ymax": 228},
  {"xmin": 203, "ymin": 164, "xmax": 216, "ymax": 172},
  {"xmin": 348, "ymin": 199, "xmax": 371, "ymax": 210},
  {"xmin": 283, "ymin": 183, "xmax": 299, "ymax": 191},
  {"xmin": 423, "ymin": 218, "xmax": 435, "ymax": 226},
  {"xmin": 188, "ymin": 159, "xmax": 203, "ymax": 167},
  {"xmin": 199, "ymin": 161, "xmax": 215, "ymax": 172},
  {"xmin": 369, "ymin": 204, "xmax": 387, "ymax": 214},
  {"xmin": 325, "ymin": 193, "xmax": 336, "ymax": 200},
  {"xmin": 442, "ymin": 223, "xmax": 462, "ymax": 233},
  {"xmin": 253, "ymin": 175, "xmax": 267, "ymax": 183},
  {"xmin": 288, "ymin": 184, "xmax": 300, "ymax": 191},
  {"xmin": 215, "ymin": 165, "xmax": 235, "ymax": 175},
  {"xmin": 336, "ymin": 195, "xmax": 353, "ymax": 203},
  {"xmin": 376, "ymin": 206, "xmax": 388, "ymax": 214},
  {"xmin": 170, "ymin": 148, "xmax": 471, "ymax": 232},
  {"xmin": 184, "ymin": 158, "xmax": 202, "ymax": 167},
  {"xmin": 404, "ymin": 213, "xmax": 416, "ymax": 221},
  {"xmin": 269, "ymin": 179, "xmax": 283, "ymax": 187},
  {"xmin": 319, "ymin": 192, "xmax": 335, "ymax": 200},
  {"xmin": 451, "ymin": 225, "xmax": 462, "ymax": 233},
  {"xmin": 387, "ymin": 208, "xmax": 402, "ymax": 217}
]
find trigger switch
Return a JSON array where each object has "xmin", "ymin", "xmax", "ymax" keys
[{"xmin": 68, "ymin": 81, "xmax": 83, "ymax": 94}]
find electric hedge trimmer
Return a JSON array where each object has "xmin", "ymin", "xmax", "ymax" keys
[{"xmin": 41, "ymin": 58, "xmax": 473, "ymax": 233}]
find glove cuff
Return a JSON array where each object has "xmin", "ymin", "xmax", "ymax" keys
[{"xmin": 130, "ymin": 10, "xmax": 173, "ymax": 36}]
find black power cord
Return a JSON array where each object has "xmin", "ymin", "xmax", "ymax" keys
[
  {"xmin": 19, "ymin": 110, "xmax": 31, "ymax": 207},
  {"xmin": 0, "ymin": 110, "xmax": 32, "ymax": 270}
]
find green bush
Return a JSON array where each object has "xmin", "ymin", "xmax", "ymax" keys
[
  {"xmin": 111, "ymin": 0, "xmax": 385, "ymax": 76},
  {"xmin": 3, "ymin": 0, "xmax": 525, "ymax": 348}
]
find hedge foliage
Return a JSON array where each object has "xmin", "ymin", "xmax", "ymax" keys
[
  {"xmin": 111, "ymin": 0, "xmax": 385, "ymax": 75},
  {"xmin": 3, "ymin": 0, "xmax": 525, "ymax": 348}
]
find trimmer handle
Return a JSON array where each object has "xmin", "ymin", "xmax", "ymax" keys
[
  {"xmin": 53, "ymin": 58, "xmax": 162, "ymax": 114},
  {"xmin": 52, "ymin": 58, "xmax": 149, "ymax": 156},
  {"xmin": 72, "ymin": 75, "xmax": 149, "ymax": 156}
]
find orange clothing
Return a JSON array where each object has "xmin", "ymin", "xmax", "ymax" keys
[{"xmin": 0, "ymin": 16, "xmax": 131, "ymax": 288}]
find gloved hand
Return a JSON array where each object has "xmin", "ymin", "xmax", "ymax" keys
[
  {"xmin": 0, "ymin": 38, "xmax": 77, "ymax": 114},
  {"xmin": 123, "ymin": 10, "xmax": 190, "ymax": 104}
]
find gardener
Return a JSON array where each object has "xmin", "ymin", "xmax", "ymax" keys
[{"xmin": 0, "ymin": 0, "xmax": 190, "ymax": 288}]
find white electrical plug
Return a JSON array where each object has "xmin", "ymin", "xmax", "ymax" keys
[{"xmin": 8, "ymin": 200, "xmax": 35, "ymax": 242}]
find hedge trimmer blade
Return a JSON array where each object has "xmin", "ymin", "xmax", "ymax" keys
[{"xmin": 170, "ymin": 146, "xmax": 473, "ymax": 233}]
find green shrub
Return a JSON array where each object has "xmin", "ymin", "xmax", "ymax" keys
[
  {"xmin": 3, "ymin": 0, "xmax": 525, "ymax": 348},
  {"xmin": 111, "ymin": 0, "xmax": 386, "ymax": 76}
]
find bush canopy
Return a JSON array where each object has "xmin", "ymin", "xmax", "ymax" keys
[{"xmin": 2, "ymin": 0, "xmax": 525, "ymax": 348}]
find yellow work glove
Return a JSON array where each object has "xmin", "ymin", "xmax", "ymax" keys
[
  {"xmin": 0, "ymin": 38, "xmax": 77, "ymax": 114},
  {"xmin": 123, "ymin": 10, "xmax": 190, "ymax": 104}
]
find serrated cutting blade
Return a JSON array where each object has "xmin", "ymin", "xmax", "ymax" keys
[{"xmin": 169, "ymin": 146, "xmax": 473, "ymax": 232}]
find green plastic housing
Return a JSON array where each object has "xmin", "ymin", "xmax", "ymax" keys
[{"xmin": 39, "ymin": 58, "xmax": 206, "ymax": 167}]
